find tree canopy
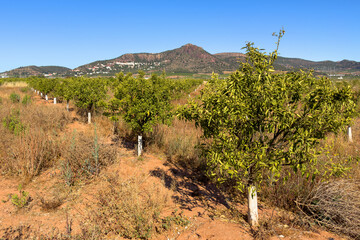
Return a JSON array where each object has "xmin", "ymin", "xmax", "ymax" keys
[
  {"xmin": 115, "ymin": 72, "xmax": 172, "ymax": 135},
  {"xmin": 178, "ymin": 32, "xmax": 356, "ymax": 226}
]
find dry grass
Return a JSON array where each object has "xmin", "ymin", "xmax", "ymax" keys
[
  {"xmin": 0, "ymin": 86, "xmax": 114, "ymax": 183},
  {"xmin": 297, "ymin": 179, "xmax": 360, "ymax": 239},
  {"xmin": 1, "ymin": 82, "xmax": 28, "ymax": 88},
  {"xmin": 148, "ymin": 118, "xmax": 204, "ymax": 170},
  {"xmin": 81, "ymin": 173, "xmax": 170, "ymax": 239},
  {"xmin": 59, "ymin": 130, "xmax": 117, "ymax": 185},
  {"xmin": 6, "ymin": 129, "xmax": 60, "ymax": 180}
]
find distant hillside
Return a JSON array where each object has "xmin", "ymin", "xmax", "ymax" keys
[
  {"xmin": 74, "ymin": 44, "xmax": 232, "ymax": 75},
  {"xmin": 3, "ymin": 66, "xmax": 71, "ymax": 77},
  {"xmin": 2, "ymin": 44, "xmax": 360, "ymax": 77}
]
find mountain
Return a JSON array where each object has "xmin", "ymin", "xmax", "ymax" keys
[
  {"xmin": 2, "ymin": 44, "xmax": 360, "ymax": 77},
  {"xmin": 74, "ymin": 44, "xmax": 232, "ymax": 75},
  {"xmin": 3, "ymin": 66, "xmax": 71, "ymax": 77}
]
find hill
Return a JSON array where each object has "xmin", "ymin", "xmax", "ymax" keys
[
  {"xmin": 2, "ymin": 44, "xmax": 360, "ymax": 77},
  {"xmin": 3, "ymin": 65, "xmax": 71, "ymax": 77},
  {"xmin": 74, "ymin": 44, "xmax": 232, "ymax": 75}
]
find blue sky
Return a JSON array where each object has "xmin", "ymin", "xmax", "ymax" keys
[{"xmin": 1, "ymin": 0, "xmax": 359, "ymax": 72}]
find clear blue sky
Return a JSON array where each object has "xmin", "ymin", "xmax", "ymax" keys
[{"xmin": 1, "ymin": 0, "xmax": 359, "ymax": 72}]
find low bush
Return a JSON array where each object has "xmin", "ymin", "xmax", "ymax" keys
[
  {"xmin": 60, "ymin": 129, "xmax": 117, "ymax": 185},
  {"xmin": 2, "ymin": 109, "xmax": 25, "ymax": 135},
  {"xmin": 22, "ymin": 95, "xmax": 31, "ymax": 105},
  {"xmin": 9, "ymin": 129, "xmax": 59, "ymax": 179},
  {"xmin": 9, "ymin": 92, "xmax": 20, "ymax": 103},
  {"xmin": 20, "ymin": 87, "xmax": 30, "ymax": 93},
  {"xmin": 11, "ymin": 184, "xmax": 30, "ymax": 209}
]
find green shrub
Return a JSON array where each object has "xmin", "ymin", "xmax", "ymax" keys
[
  {"xmin": 2, "ymin": 109, "xmax": 25, "ymax": 135},
  {"xmin": 20, "ymin": 87, "xmax": 30, "ymax": 93},
  {"xmin": 9, "ymin": 92, "xmax": 20, "ymax": 103},
  {"xmin": 11, "ymin": 184, "xmax": 30, "ymax": 209},
  {"xmin": 21, "ymin": 95, "xmax": 31, "ymax": 105}
]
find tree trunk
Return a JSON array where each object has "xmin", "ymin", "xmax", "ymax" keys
[
  {"xmin": 88, "ymin": 112, "xmax": 91, "ymax": 124},
  {"xmin": 66, "ymin": 101, "xmax": 70, "ymax": 112},
  {"xmin": 54, "ymin": 98, "xmax": 57, "ymax": 104},
  {"xmin": 137, "ymin": 135, "xmax": 143, "ymax": 157},
  {"xmin": 347, "ymin": 125, "xmax": 353, "ymax": 142},
  {"xmin": 248, "ymin": 184, "xmax": 259, "ymax": 227},
  {"xmin": 45, "ymin": 95, "xmax": 48, "ymax": 101}
]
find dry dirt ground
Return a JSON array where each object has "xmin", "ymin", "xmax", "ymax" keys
[{"xmin": 0, "ymin": 90, "xmax": 348, "ymax": 240}]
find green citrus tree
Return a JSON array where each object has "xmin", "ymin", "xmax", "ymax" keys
[
  {"xmin": 178, "ymin": 32, "xmax": 356, "ymax": 226},
  {"xmin": 54, "ymin": 78, "xmax": 77, "ymax": 111},
  {"xmin": 115, "ymin": 71, "xmax": 172, "ymax": 156},
  {"xmin": 73, "ymin": 77, "xmax": 108, "ymax": 124},
  {"xmin": 38, "ymin": 78, "xmax": 58, "ymax": 100},
  {"xmin": 103, "ymin": 97, "xmax": 122, "ymax": 134}
]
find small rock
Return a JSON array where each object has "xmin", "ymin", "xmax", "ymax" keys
[{"xmin": 279, "ymin": 235, "xmax": 284, "ymax": 238}]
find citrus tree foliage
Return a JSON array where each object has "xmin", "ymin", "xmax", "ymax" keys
[
  {"xmin": 27, "ymin": 77, "xmax": 44, "ymax": 91},
  {"xmin": 38, "ymin": 78, "xmax": 58, "ymax": 96},
  {"xmin": 73, "ymin": 77, "xmax": 108, "ymax": 112},
  {"xmin": 110, "ymin": 72, "xmax": 133, "ymax": 90},
  {"xmin": 103, "ymin": 97, "xmax": 121, "ymax": 122},
  {"xmin": 115, "ymin": 72, "xmax": 172, "ymax": 135},
  {"xmin": 178, "ymin": 39, "xmax": 356, "ymax": 190},
  {"xmin": 54, "ymin": 78, "xmax": 76, "ymax": 103}
]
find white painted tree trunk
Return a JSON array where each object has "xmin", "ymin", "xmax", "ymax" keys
[
  {"xmin": 248, "ymin": 184, "xmax": 259, "ymax": 227},
  {"xmin": 45, "ymin": 95, "xmax": 48, "ymax": 101},
  {"xmin": 54, "ymin": 98, "xmax": 57, "ymax": 104},
  {"xmin": 137, "ymin": 135, "xmax": 143, "ymax": 157},
  {"xmin": 66, "ymin": 101, "xmax": 70, "ymax": 111},
  {"xmin": 40, "ymin": 92, "xmax": 43, "ymax": 97},
  {"xmin": 88, "ymin": 112, "xmax": 91, "ymax": 124},
  {"xmin": 347, "ymin": 126, "xmax": 353, "ymax": 142}
]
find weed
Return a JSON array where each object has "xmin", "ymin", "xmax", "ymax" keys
[
  {"xmin": 20, "ymin": 87, "xmax": 30, "ymax": 93},
  {"xmin": 9, "ymin": 92, "xmax": 20, "ymax": 103},
  {"xmin": 82, "ymin": 124, "xmax": 101, "ymax": 176},
  {"xmin": 8, "ymin": 129, "xmax": 59, "ymax": 179},
  {"xmin": 21, "ymin": 95, "xmax": 31, "ymax": 105},
  {"xmin": 83, "ymin": 174, "xmax": 169, "ymax": 239},
  {"xmin": 296, "ymin": 179, "xmax": 360, "ymax": 239},
  {"xmin": 160, "ymin": 209, "xmax": 190, "ymax": 232},
  {"xmin": 61, "ymin": 160, "xmax": 74, "ymax": 186},
  {"xmin": 11, "ymin": 184, "xmax": 30, "ymax": 209},
  {"xmin": 2, "ymin": 109, "xmax": 25, "ymax": 135},
  {"xmin": 61, "ymin": 131, "xmax": 76, "ymax": 186}
]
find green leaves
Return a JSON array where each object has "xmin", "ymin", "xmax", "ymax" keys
[
  {"xmin": 73, "ymin": 77, "xmax": 108, "ymax": 112},
  {"xmin": 179, "ymin": 35, "xmax": 356, "ymax": 190},
  {"xmin": 115, "ymin": 72, "xmax": 172, "ymax": 135}
]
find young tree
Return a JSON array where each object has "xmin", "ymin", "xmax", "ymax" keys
[
  {"xmin": 54, "ymin": 78, "xmax": 76, "ymax": 111},
  {"xmin": 178, "ymin": 32, "xmax": 356, "ymax": 226},
  {"xmin": 103, "ymin": 97, "xmax": 121, "ymax": 134},
  {"xmin": 115, "ymin": 72, "xmax": 172, "ymax": 156},
  {"xmin": 38, "ymin": 78, "xmax": 58, "ymax": 100},
  {"xmin": 73, "ymin": 77, "xmax": 108, "ymax": 124}
]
